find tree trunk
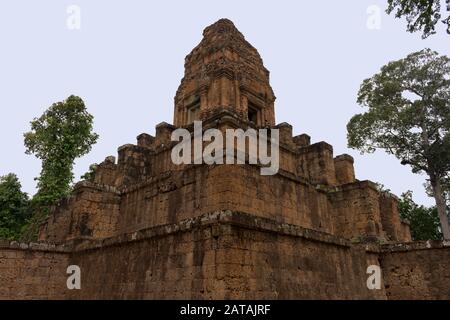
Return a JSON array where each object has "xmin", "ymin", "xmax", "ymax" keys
[
  {"xmin": 430, "ymin": 174, "xmax": 450, "ymax": 240},
  {"xmin": 417, "ymin": 102, "xmax": 450, "ymax": 240}
]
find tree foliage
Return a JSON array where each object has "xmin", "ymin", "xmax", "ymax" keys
[
  {"xmin": 24, "ymin": 95, "xmax": 99, "ymax": 207},
  {"xmin": 80, "ymin": 163, "xmax": 98, "ymax": 182},
  {"xmin": 0, "ymin": 174, "xmax": 30, "ymax": 240},
  {"xmin": 347, "ymin": 48, "xmax": 450, "ymax": 239},
  {"xmin": 398, "ymin": 191, "xmax": 442, "ymax": 240},
  {"xmin": 386, "ymin": 0, "xmax": 450, "ymax": 38}
]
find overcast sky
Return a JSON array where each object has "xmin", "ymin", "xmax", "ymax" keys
[{"xmin": 0, "ymin": 0, "xmax": 448, "ymax": 206}]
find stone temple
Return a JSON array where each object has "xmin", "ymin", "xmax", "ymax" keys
[{"xmin": 1, "ymin": 19, "xmax": 449, "ymax": 299}]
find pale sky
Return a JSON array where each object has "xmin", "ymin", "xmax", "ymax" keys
[{"xmin": 0, "ymin": 0, "xmax": 448, "ymax": 206}]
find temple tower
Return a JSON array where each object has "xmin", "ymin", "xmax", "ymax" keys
[{"xmin": 174, "ymin": 19, "xmax": 276, "ymax": 128}]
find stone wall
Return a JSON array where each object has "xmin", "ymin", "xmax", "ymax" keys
[
  {"xmin": 208, "ymin": 165, "xmax": 335, "ymax": 234},
  {"xmin": 2, "ymin": 213, "xmax": 449, "ymax": 300},
  {"xmin": 40, "ymin": 159, "xmax": 410, "ymax": 245},
  {"xmin": 327, "ymin": 181, "xmax": 410, "ymax": 242},
  {"xmin": 39, "ymin": 183, "xmax": 121, "ymax": 243},
  {"xmin": 380, "ymin": 241, "xmax": 450, "ymax": 300},
  {"xmin": 0, "ymin": 242, "xmax": 70, "ymax": 299},
  {"xmin": 379, "ymin": 194, "xmax": 411, "ymax": 242},
  {"xmin": 66, "ymin": 211, "xmax": 385, "ymax": 300}
]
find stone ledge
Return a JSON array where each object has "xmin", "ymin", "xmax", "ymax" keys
[
  {"xmin": 381, "ymin": 240, "xmax": 450, "ymax": 253},
  {"xmin": 218, "ymin": 211, "xmax": 351, "ymax": 247},
  {"xmin": 276, "ymin": 168, "xmax": 311, "ymax": 187},
  {"xmin": 120, "ymin": 164, "xmax": 312, "ymax": 196},
  {"xmin": 73, "ymin": 180, "xmax": 121, "ymax": 195},
  {"xmin": 0, "ymin": 240, "xmax": 72, "ymax": 253},
  {"xmin": 6, "ymin": 213, "xmax": 445, "ymax": 256},
  {"xmin": 70, "ymin": 211, "xmax": 353, "ymax": 253},
  {"xmin": 14, "ymin": 212, "xmax": 444, "ymax": 256},
  {"xmin": 327, "ymin": 180, "xmax": 380, "ymax": 194}
]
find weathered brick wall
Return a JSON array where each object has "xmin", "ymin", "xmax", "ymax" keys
[
  {"xmin": 68, "ymin": 221, "xmax": 217, "ymax": 299},
  {"xmin": 379, "ymin": 194, "xmax": 411, "ymax": 242},
  {"xmin": 381, "ymin": 242, "xmax": 450, "ymax": 300},
  {"xmin": 40, "ymin": 161, "xmax": 407, "ymax": 246},
  {"xmin": 66, "ymin": 211, "xmax": 385, "ymax": 300},
  {"xmin": 96, "ymin": 162, "xmax": 338, "ymax": 238},
  {"xmin": 334, "ymin": 154, "xmax": 355, "ymax": 185},
  {"xmin": 0, "ymin": 242, "xmax": 70, "ymax": 299},
  {"xmin": 297, "ymin": 142, "xmax": 337, "ymax": 186},
  {"xmin": 328, "ymin": 181, "xmax": 388, "ymax": 241},
  {"xmin": 40, "ymin": 183, "xmax": 121, "ymax": 243},
  {"xmin": 116, "ymin": 165, "xmax": 230, "ymax": 234},
  {"xmin": 202, "ymin": 216, "xmax": 385, "ymax": 299},
  {"xmin": 211, "ymin": 165, "xmax": 335, "ymax": 234},
  {"xmin": 3, "ymin": 215, "xmax": 448, "ymax": 300}
]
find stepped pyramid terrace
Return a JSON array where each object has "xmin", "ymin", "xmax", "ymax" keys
[{"xmin": 1, "ymin": 19, "xmax": 449, "ymax": 300}]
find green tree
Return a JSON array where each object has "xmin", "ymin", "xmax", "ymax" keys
[
  {"xmin": 0, "ymin": 173, "xmax": 30, "ymax": 240},
  {"xmin": 347, "ymin": 49, "xmax": 450, "ymax": 239},
  {"xmin": 24, "ymin": 95, "xmax": 99, "ymax": 207},
  {"xmin": 386, "ymin": 0, "xmax": 450, "ymax": 38},
  {"xmin": 398, "ymin": 191, "xmax": 442, "ymax": 240},
  {"xmin": 80, "ymin": 163, "xmax": 98, "ymax": 182}
]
